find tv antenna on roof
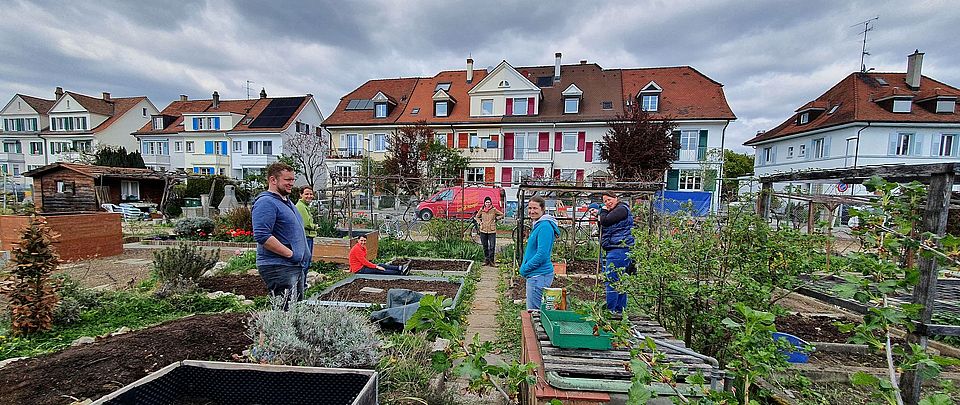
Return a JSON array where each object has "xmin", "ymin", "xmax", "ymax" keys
[
  {"xmin": 245, "ymin": 80, "xmax": 255, "ymax": 99},
  {"xmin": 853, "ymin": 16, "xmax": 879, "ymax": 73}
]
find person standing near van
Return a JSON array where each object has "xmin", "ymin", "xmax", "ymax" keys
[
  {"xmin": 253, "ymin": 162, "xmax": 309, "ymax": 306},
  {"xmin": 519, "ymin": 196, "xmax": 560, "ymax": 311},
  {"xmin": 474, "ymin": 197, "xmax": 504, "ymax": 266},
  {"xmin": 589, "ymin": 191, "xmax": 635, "ymax": 316}
]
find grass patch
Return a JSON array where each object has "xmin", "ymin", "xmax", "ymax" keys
[
  {"xmin": 220, "ymin": 250, "xmax": 257, "ymax": 275},
  {"xmin": 494, "ymin": 263, "xmax": 524, "ymax": 361}
]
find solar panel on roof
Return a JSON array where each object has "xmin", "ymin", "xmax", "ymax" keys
[
  {"xmin": 346, "ymin": 100, "xmax": 360, "ymax": 110},
  {"xmin": 536, "ymin": 76, "xmax": 553, "ymax": 87},
  {"xmin": 249, "ymin": 97, "xmax": 306, "ymax": 128}
]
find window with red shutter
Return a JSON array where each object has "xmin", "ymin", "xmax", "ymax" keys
[
  {"xmin": 538, "ymin": 132, "xmax": 549, "ymax": 152},
  {"xmin": 577, "ymin": 132, "xmax": 586, "ymax": 151},
  {"xmin": 505, "ymin": 98, "xmax": 513, "ymax": 116},
  {"xmin": 576, "ymin": 169, "xmax": 584, "ymax": 185},
  {"xmin": 458, "ymin": 133, "xmax": 468, "ymax": 148},
  {"xmin": 446, "ymin": 133, "xmax": 454, "ymax": 148},
  {"xmin": 527, "ymin": 98, "xmax": 535, "ymax": 115},
  {"xmin": 533, "ymin": 167, "xmax": 544, "ymax": 178},
  {"xmin": 484, "ymin": 167, "xmax": 495, "ymax": 185},
  {"xmin": 501, "ymin": 167, "xmax": 512, "ymax": 188},
  {"xmin": 503, "ymin": 133, "xmax": 514, "ymax": 160},
  {"xmin": 554, "ymin": 132, "xmax": 562, "ymax": 151},
  {"xmin": 585, "ymin": 142, "xmax": 593, "ymax": 162},
  {"xmin": 553, "ymin": 169, "xmax": 561, "ymax": 179}
]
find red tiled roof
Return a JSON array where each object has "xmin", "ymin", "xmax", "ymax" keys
[
  {"xmin": 324, "ymin": 63, "xmax": 735, "ymax": 127},
  {"xmin": 620, "ymin": 66, "xmax": 736, "ymax": 120},
  {"xmin": 745, "ymin": 72, "xmax": 960, "ymax": 145},
  {"xmin": 322, "ymin": 78, "xmax": 420, "ymax": 126},
  {"xmin": 134, "ymin": 96, "xmax": 312, "ymax": 134},
  {"xmin": 17, "ymin": 94, "xmax": 55, "ymax": 115}
]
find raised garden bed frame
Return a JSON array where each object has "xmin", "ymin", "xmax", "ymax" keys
[
  {"xmin": 311, "ymin": 274, "xmax": 465, "ymax": 309},
  {"xmin": 391, "ymin": 257, "xmax": 474, "ymax": 277}
]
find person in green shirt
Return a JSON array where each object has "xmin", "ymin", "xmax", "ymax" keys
[{"xmin": 295, "ymin": 186, "xmax": 318, "ymax": 288}]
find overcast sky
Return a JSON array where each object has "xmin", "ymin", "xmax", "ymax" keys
[{"xmin": 1, "ymin": 0, "xmax": 957, "ymax": 153}]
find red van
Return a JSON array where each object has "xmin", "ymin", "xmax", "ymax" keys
[{"xmin": 416, "ymin": 186, "xmax": 505, "ymax": 220}]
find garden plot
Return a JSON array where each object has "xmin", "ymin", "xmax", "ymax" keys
[
  {"xmin": 0, "ymin": 313, "xmax": 249, "ymax": 405},
  {"xmin": 313, "ymin": 275, "xmax": 464, "ymax": 308},
  {"xmin": 197, "ymin": 274, "xmax": 268, "ymax": 298},
  {"xmin": 388, "ymin": 257, "xmax": 473, "ymax": 276},
  {"xmin": 798, "ymin": 274, "xmax": 960, "ymax": 316}
]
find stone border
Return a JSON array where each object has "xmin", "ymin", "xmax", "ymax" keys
[
  {"xmin": 309, "ymin": 274, "xmax": 465, "ymax": 310},
  {"xmin": 140, "ymin": 239, "xmax": 257, "ymax": 248}
]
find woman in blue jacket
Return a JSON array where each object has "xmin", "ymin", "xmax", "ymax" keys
[
  {"xmin": 590, "ymin": 191, "xmax": 634, "ymax": 315},
  {"xmin": 519, "ymin": 196, "xmax": 560, "ymax": 311}
]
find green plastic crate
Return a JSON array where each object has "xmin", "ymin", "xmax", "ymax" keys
[{"xmin": 540, "ymin": 309, "xmax": 612, "ymax": 350}]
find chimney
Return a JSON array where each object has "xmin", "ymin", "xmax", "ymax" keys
[
  {"xmin": 55, "ymin": 87, "xmax": 63, "ymax": 99},
  {"xmin": 906, "ymin": 49, "xmax": 924, "ymax": 90},
  {"xmin": 260, "ymin": 88, "xmax": 267, "ymax": 99},
  {"xmin": 554, "ymin": 52, "xmax": 562, "ymax": 82},
  {"xmin": 580, "ymin": 60, "xmax": 587, "ymax": 65},
  {"xmin": 102, "ymin": 92, "xmax": 111, "ymax": 100},
  {"xmin": 466, "ymin": 58, "xmax": 474, "ymax": 83},
  {"xmin": 212, "ymin": 91, "xmax": 220, "ymax": 109},
  {"xmin": 179, "ymin": 94, "xmax": 188, "ymax": 101}
]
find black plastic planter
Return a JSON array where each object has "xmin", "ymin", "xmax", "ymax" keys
[{"xmin": 93, "ymin": 360, "xmax": 378, "ymax": 405}]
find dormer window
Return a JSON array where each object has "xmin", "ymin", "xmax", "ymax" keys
[
  {"xmin": 435, "ymin": 101, "xmax": 448, "ymax": 117},
  {"xmin": 799, "ymin": 112, "xmax": 810, "ymax": 125},
  {"xmin": 375, "ymin": 103, "xmax": 387, "ymax": 118},
  {"xmin": 371, "ymin": 91, "xmax": 394, "ymax": 119},
  {"xmin": 564, "ymin": 97, "xmax": 580, "ymax": 114},
  {"xmin": 435, "ymin": 83, "xmax": 451, "ymax": 92},
  {"xmin": 498, "ymin": 80, "xmax": 510, "ymax": 88},
  {"xmin": 152, "ymin": 117, "xmax": 164, "ymax": 130},
  {"xmin": 640, "ymin": 94, "xmax": 659, "ymax": 112},
  {"xmin": 936, "ymin": 99, "xmax": 956, "ymax": 113},
  {"xmin": 892, "ymin": 99, "xmax": 912, "ymax": 113}
]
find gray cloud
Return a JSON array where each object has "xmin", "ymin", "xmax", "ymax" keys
[{"xmin": 0, "ymin": 0, "xmax": 957, "ymax": 153}]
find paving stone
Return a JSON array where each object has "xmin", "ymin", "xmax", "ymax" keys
[{"xmin": 359, "ymin": 287, "xmax": 384, "ymax": 294}]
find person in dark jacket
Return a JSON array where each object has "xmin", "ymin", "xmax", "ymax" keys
[
  {"xmin": 253, "ymin": 162, "xmax": 309, "ymax": 307},
  {"xmin": 519, "ymin": 196, "xmax": 560, "ymax": 311},
  {"xmin": 474, "ymin": 196, "xmax": 504, "ymax": 266},
  {"xmin": 589, "ymin": 191, "xmax": 635, "ymax": 315}
]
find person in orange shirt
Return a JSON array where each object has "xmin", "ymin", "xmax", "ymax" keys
[{"xmin": 349, "ymin": 235, "xmax": 408, "ymax": 275}]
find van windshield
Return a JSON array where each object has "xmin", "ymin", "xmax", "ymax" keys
[{"xmin": 434, "ymin": 189, "xmax": 454, "ymax": 201}]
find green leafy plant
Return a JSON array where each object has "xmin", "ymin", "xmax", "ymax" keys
[
  {"xmin": 404, "ymin": 294, "xmax": 460, "ymax": 342},
  {"xmin": 721, "ymin": 304, "xmax": 790, "ymax": 405},
  {"xmin": 217, "ymin": 206, "xmax": 253, "ymax": 231},
  {"xmin": 152, "ymin": 243, "xmax": 219, "ymax": 297},
  {"xmin": 52, "ymin": 274, "xmax": 102, "ymax": 326},
  {"xmin": 248, "ymin": 300, "xmax": 381, "ymax": 368},
  {"xmin": 220, "ymin": 250, "xmax": 257, "ymax": 275},
  {"xmin": 0, "ymin": 216, "xmax": 60, "ymax": 335},
  {"xmin": 451, "ymin": 333, "xmax": 537, "ymax": 402}
]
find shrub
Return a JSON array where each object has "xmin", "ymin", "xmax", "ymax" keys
[
  {"xmin": 422, "ymin": 218, "xmax": 469, "ymax": 242},
  {"xmin": 52, "ymin": 274, "xmax": 102, "ymax": 325},
  {"xmin": 152, "ymin": 243, "xmax": 219, "ymax": 296},
  {"xmin": 0, "ymin": 216, "xmax": 60, "ymax": 335},
  {"xmin": 218, "ymin": 206, "xmax": 253, "ymax": 231},
  {"xmin": 248, "ymin": 301, "xmax": 380, "ymax": 368},
  {"xmin": 314, "ymin": 216, "xmax": 339, "ymax": 238},
  {"xmin": 174, "ymin": 217, "xmax": 215, "ymax": 239}
]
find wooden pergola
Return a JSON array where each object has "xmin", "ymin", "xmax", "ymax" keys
[{"xmin": 759, "ymin": 163, "xmax": 957, "ymax": 404}]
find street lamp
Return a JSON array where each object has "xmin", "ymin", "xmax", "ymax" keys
[{"xmin": 364, "ymin": 136, "xmax": 372, "ymax": 218}]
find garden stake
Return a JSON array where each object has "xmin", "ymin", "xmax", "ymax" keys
[{"xmin": 594, "ymin": 221, "xmax": 602, "ymax": 302}]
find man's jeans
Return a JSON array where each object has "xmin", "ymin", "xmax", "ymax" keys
[
  {"xmin": 357, "ymin": 264, "xmax": 403, "ymax": 275},
  {"xmin": 603, "ymin": 248, "xmax": 630, "ymax": 313},
  {"xmin": 258, "ymin": 263, "xmax": 305, "ymax": 309},
  {"xmin": 525, "ymin": 273, "xmax": 554, "ymax": 311},
  {"xmin": 300, "ymin": 237, "xmax": 314, "ymax": 293}
]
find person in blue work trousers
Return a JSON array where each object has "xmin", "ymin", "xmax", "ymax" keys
[
  {"xmin": 253, "ymin": 162, "xmax": 310, "ymax": 308},
  {"xmin": 518, "ymin": 196, "xmax": 560, "ymax": 311},
  {"xmin": 589, "ymin": 190, "xmax": 635, "ymax": 316}
]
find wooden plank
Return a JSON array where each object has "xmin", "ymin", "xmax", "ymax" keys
[
  {"xmin": 759, "ymin": 162, "xmax": 957, "ymax": 183},
  {"xmin": 902, "ymin": 170, "xmax": 954, "ymax": 403}
]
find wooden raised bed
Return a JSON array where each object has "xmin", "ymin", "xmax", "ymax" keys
[
  {"xmin": 313, "ymin": 229, "xmax": 378, "ymax": 265},
  {"xmin": 0, "ymin": 212, "xmax": 122, "ymax": 261},
  {"xmin": 313, "ymin": 274, "xmax": 464, "ymax": 309}
]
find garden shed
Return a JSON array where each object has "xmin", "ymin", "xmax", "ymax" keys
[{"xmin": 23, "ymin": 162, "xmax": 169, "ymax": 213}]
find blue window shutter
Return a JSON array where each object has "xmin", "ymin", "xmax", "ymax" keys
[
  {"xmin": 932, "ymin": 135, "xmax": 941, "ymax": 156},
  {"xmin": 771, "ymin": 146, "xmax": 777, "ymax": 163},
  {"xmin": 220, "ymin": 141, "xmax": 227, "ymax": 155},
  {"xmin": 204, "ymin": 141, "xmax": 214, "ymax": 154},
  {"xmin": 952, "ymin": 136, "xmax": 959, "ymax": 157},
  {"xmin": 822, "ymin": 137, "xmax": 831, "ymax": 158},
  {"xmin": 912, "ymin": 134, "xmax": 923, "ymax": 156},
  {"xmin": 193, "ymin": 167, "xmax": 199, "ymax": 173},
  {"xmin": 192, "ymin": 118, "xmax": 199, "ymax": 130},
  {"xmin": 888, "ymin": 133, "xmax": 898, "ymax": 155},
  {"xmin": 141, "ymin": 141, "xmax": 147, "ymax": 153},
  {"xmin": 213, "ymin": 117, "xmax": 220, "ymax": 130}
]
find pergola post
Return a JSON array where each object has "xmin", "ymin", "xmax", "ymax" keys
[
  {"xmin": 758, "ymin": 182, "xmax": 772, "ymax": 219},
  {"xmin": 900, "ymin": 170, "xmax": 954, "ymax": 404}
]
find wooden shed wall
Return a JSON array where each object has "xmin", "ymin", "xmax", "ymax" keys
[{"xmin": 34, "ymin": 171, "xmax": 98, "ymax": 213}]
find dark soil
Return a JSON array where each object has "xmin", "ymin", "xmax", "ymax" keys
[
  {"xmin": 505, "ymin": 275, "xmax": 605, "ymax": 303},
  {"xmin": 0, "ymin": 313, "xmax": 250, "ymax": 405},
  {"xmin": 808, "ymin": 350, "xmax": 889, "ymax": 368},
  {"xmin": 319, "ymin": 278, "xmax": 462, "ymax": 304},
  {"xmin": 197, "ymin": 274, "xmax": 269, "ymax": 297},
  {"xmin": 566, "ymin": 260, "xmax": 602, "ymax": 275},
  {"xmin": 389, "ymin": 258, "xmax": 470, "ymax": 272},
  {"xmin": 776, "ymin": 314, "xmax": 856, "ymax": 343}
]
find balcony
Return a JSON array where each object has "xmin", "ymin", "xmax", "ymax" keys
[
  {"xmin": 328, "ymin": 148, "xmax": 364, "ymax": 160},
  {"xmin": 465, "ymin": 147, "xmax": 500, "ymax": 160},
  {"xmin": 0, "ymin": 152, "xmax": 25, "ymax": 163},
  {"xmin": 142, "ymin": 154, "xmax": 171, "ymax": 165},
  {"xmin": 507, "ymin": 148, "xmax": 553, "ymax": 162},
  {"xmin": 677, "ymin": 147, "xmax": 711, "ymax": 162}
]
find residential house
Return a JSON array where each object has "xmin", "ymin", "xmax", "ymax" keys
[
  {"xmin": 744, "ymin": 51, "xmax": 960, "ymax": 195},
  {"xmin": 323, "ymin": 54, "xmax": 736, "ymax": 210},
  {"xmin": 133, "ymin": 90, "xmax": 324, "ymax": 180},
  {"xmin": 0, "ymin": 87, "xmax": 157, "ymax": 188}
]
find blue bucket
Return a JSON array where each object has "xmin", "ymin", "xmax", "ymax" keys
[{"xmin": 772, "ymin": 332, "xmax": 813, "ymax": 363}]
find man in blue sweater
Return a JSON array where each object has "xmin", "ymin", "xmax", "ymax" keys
[
  {"xmin": 519, "ymin": 196, "xmax": 560, "ymax": 311},
  {"xmin": 253, "ymin": 162, "xmax": 309, "ymax": 307}
]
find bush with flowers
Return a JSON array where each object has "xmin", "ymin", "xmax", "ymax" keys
[
  {"xmin": 174, "ymin": 217, "xmax": 216, "ymax": 240},
  {"xmin": 224, "ymin": 228, "xmax": 254, "ymax": 242}
]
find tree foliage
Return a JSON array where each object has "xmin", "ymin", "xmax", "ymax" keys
[
  {"xmin": 601, "ymin": 104, "xmax": 678, "ymax": 181},
  {"xmin": 284, "ymin": 130, "xmax": 328, "ymax": 189},
  {"xmin": 0, "ymin": 216, "xmax": 60, "ymax": 335},
  {"xmin": 722, "ymin": 149, "xmax": 755, "ymax": 200},
  {"xmin": 382, "ymin": 121, "xmax": 469, "ymax": 197},
  {"xmin": 92, "ymin": 146, "xmax": 146, "ymax": 168}
]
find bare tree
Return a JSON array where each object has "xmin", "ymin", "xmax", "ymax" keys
[
  {"xmin": 285, "ymin": 129, "xmax": 329, "ymax": 189},
  {"xmin": 601, "ymin": 104, "xmax": 678, "ymax": 181}
]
